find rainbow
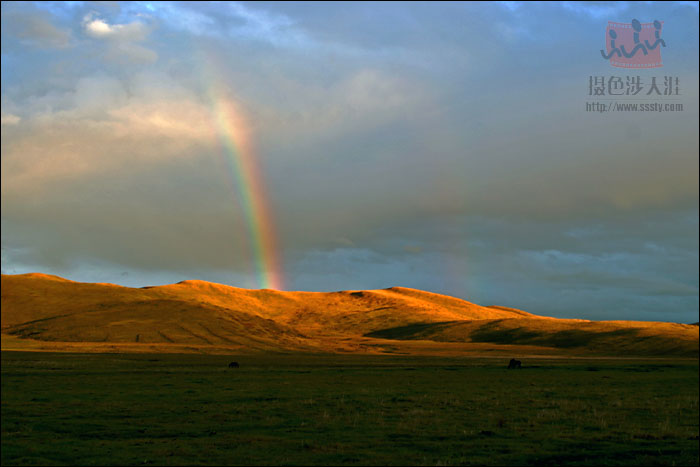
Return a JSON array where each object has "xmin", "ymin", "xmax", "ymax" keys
[{"xmin": 206, "ymin": 86, "xmax": 284, "ymax": 290}]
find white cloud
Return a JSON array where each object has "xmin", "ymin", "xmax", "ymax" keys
[
  {"xmin": 84, "ymin": 18, "xmax": 112, "ymax": 37},
  {"xmin": 561, "ymin": 1, "xmax": 630, "ymax": 19},
  {"xmin": 224, "ymin": 2, "xmax": 309, "ymax": 47},
  {"xmin": 81, "ymin": 12, "xmax": 156, "ymax": 63},
  {"xmin": 83, "ymin": 14, "xmax": 149, "ymax": 41},
  {"xmin": 1, "ymin": 113, "xmax": 21, "ymax": 125},
  {"xmin": 497, "ymin": 1, "xmax": 524, "ymax": 12},
  {"xmin": 130, "ymin": 1, "xmax": 219, "ymax": 37},
  {"xmin": 1, "ymin": 72, "xmax": 216, "ymax": 195}
]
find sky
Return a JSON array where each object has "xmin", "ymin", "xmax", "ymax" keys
[{"xmin": 1, "ymin": 1, "xmax": 698, "ymax": 323}]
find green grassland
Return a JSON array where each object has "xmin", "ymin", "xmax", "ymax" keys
[{"xmin": 2, "ymin": 352, "xmax": 698, "ymax": 466}]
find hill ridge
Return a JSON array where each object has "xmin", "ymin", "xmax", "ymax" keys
[{"xmin": 1, "ymin": 273, "xmax": 697, "ymax": 357}]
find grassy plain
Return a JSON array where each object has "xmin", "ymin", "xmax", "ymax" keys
[{"xmin": 2, "ymin": 351, "xmax": 698, "ymax": 466}]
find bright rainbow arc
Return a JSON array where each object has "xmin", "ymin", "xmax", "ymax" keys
[{"xmin": 207, "ymin": 88, "xmax": 285, "ymax": 290}]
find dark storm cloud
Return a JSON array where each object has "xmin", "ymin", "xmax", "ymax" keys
[{"xmin": 1, "ymin": 4, "xmax": 72, "ymax": 49}]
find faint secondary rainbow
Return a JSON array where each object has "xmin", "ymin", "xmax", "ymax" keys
[{"xmin": 205, "ymin": 84, "xmax": 285, "ymax": 290}]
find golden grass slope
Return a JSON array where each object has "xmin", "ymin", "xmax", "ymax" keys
[
  {"xmin": 1, "ymin": 274, "xmax": 312, "ymax": 351},
  {"xmin": 1, "ymin": 273, "xmax": 697, "ymax": 356}
]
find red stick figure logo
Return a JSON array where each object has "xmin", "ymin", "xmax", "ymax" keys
[{"xmin": 601, "ymin": 19, "xmax": 665, "ymax": 68}]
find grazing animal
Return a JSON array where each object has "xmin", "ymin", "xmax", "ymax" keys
[
  {"xmin": 228, "ymin": 361, "xmax": 240, "ymax": 368},
  {"xmin": 508, "ymin": 358, "xmax": 522, "ymax": 369}
]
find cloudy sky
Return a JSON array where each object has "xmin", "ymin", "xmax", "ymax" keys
[{"xmin": 2, "ymin": 1, "xmax": 698, "ymax": 323}]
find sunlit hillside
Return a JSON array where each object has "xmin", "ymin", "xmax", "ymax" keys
[{"xmin": 1, "ymin": 273, "xmax": 697, "ymax": 356}]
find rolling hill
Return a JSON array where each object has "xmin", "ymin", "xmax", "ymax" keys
[{"xmin": 1, "ymin": 273, "xmax": 697, "ymax": 356}]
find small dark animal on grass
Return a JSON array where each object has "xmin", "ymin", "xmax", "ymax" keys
[
  {"xmin": 508, "ymin": 359, "xmax": 522, "ymax": 369},
  {"xmin": 228, "ymin": 362, "xmax": 240, "ymax": 368}
]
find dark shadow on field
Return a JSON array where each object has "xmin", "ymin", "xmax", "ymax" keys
[
  {"xmin": 366, "ymin": 320, "xmax": 698, "ymax": 357},
  {"xmin": 364, "ymin": 321, "xmax": 460, "ymax": 339},
  {"xmin": 470, "ymin": 326, "xmax": 639, "ymax": 348},
  {"xmin": 365, "ymin": 320, "xmax": 641, "ymax": 348}
]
